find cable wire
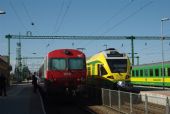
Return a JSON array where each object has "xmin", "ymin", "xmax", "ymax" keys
[
  {"xmin": 9, "ymin": 0, "xmax": 27, "ymax": 31},
  {"xmin": 22, "ymin": 2, "xmax": 34, "ymax": 26},
  {"xmin": 102, "ymin": 1, "xmax": 153, "ymax": 35},
  {"xmin": 55, "ymin": 0, "xmax": 72, "ymax": 34},
  {"xmin": 90, "ymin": 1, "xmax": 134, "ymax": 35},
  {"xmin": 52, "ymin": 0, "xmax": 66, "ymax": 34}
]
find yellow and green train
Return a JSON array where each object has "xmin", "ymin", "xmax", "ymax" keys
[
  {"xmin": 131, "ymin": 61, "xmax": 170, "ymax": 86},
  {"xmin": 86, "ymin": 48, "xmax": 132, "ymax": 89}
]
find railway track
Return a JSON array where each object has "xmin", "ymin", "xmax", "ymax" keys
[{"xmin": 38, "ymin": 87, "xmax": 96, "ymax": 114}]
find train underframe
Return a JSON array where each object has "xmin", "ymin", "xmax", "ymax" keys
[{"xmin": 43, "ymin": 80, "xmax": 83, "ymax": 96}]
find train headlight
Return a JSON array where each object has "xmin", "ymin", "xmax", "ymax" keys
[{"xmin": 117, "ymin": 81, "xmax": 126, "ymax": 87}]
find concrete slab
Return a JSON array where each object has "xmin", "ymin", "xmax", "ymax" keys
[{"xmin": 0, "ymin": 83, "xmax": 45, "ymax": 114}]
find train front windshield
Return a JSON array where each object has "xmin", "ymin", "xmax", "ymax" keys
[
  {"xmin": 50, "ymin": 58, "xmax": 85, "ymax": 70},
  {"xmin": 107, "ymin": 59, "xmax": 127, "ymax": 73},
  {"xmin": 68, "ymin": 58, "xmax": 85, "ymax": 70}
]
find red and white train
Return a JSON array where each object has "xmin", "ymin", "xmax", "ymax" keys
[{"xmin": 38, "ymin": 49, "xmax": 86, "ymax": 94}]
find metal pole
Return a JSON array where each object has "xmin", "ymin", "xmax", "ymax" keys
[
  {"xmin": 130, "ymin": 92, "xmax": 133, "ymax": 114},
  {"xmin": 109, "ymin": 89, "xmax": 112, "ymax": 107},
  {"xmin": 118, "ymin": 90, "xmax": 121, "ymax": 111},
  {"xmin": 137, "ymin": 56, "xmax": 139, "ymax": 65},
  {"xmin": 127, "ymin": 36, "xmax": 135, "ymax": 66},
  {"xmin": 166, "ymin": 97, "xmax": 170, "ymax": 114},
  {"xmin": 145, "ymin": 94, "xmax": 148, "ymax": 114},
  {"xmin": 161, "ymin": 18, "xmax": 170, "ymax": 89},
  {"xmin": 8, "ymin": 37, "xmax": 11, "ymax": 65},
  {"xmin": 161, "ymin": 20, "xmax": 165, "ymax": 89},
  {"xmin": 101, "ymin": 88, "xmax": 104, "ymax": 105},
  {"xmin": 131, "ymin": 36, "xmax": 135, "ymax": 66}
]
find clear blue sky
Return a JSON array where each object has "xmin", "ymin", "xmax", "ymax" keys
[{"xmin": 0, "ymin": 0, "xmax": 170, "ymax": 71}]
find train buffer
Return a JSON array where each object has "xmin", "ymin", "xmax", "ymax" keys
[{"xmin": 0, "ymin": 82, "xmax": 45, "ymax": 114}]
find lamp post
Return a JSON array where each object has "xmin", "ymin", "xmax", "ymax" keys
[
  {"xmin": 161, "ymin": 17, "xmax": 170, "ymax": 89},
  {"xmin": 0, "ymin": 10, "xmax": 6, "ymax": 14}
]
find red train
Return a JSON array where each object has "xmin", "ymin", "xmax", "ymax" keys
[{"xmin": 38, "ymin": 49, "xmax": 86, "ymax": 94}]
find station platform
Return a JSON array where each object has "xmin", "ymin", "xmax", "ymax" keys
[
  {"xmin": 0, "ymin": 82, "xmax": 45, "ymax": 114},
  {"xmin": 136, "ymin": 86, "xmax": 170, "ymax": 106}
]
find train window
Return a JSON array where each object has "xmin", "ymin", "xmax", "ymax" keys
[
  {"xmin": 106, "ymin": 59, "xmax": 127, "ymax": 73},
  {"xmin": 132, "ymin": 70, "xmax": 135, "ymax": 77},
  {"xmin": 144, "ymin": 69, "xmax": 148, "ymax": 77},
  {"xmin": 69, "ymin": 58, "xmax": 85, "ymax": 70},
  {"xmin": 140, "ymin": 70, "xmax": 143, "ymax": 77},
  {"xmin": 155, "ymin": 69, "xmax": 159, "ymax": 77},
  {"xmin": 50, "ymin": 58, "xmax": 66, "ymax": 70},
  {"xmin": 136, "ymin": 70, "xmax": 139, "ymax": 77},
  {"xmin": 150, "ymin": 69, "xmax": 153, "ymax": 77},
  {"xmin": 168, "ymin": 68, "xmax": 170, "ymax": 76}
]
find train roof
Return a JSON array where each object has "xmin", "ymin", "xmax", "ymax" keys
[
  {"xmin": 87, "ymin": 48, "xmax": 129, "ymax": 62},
  {"xmin": 47, "ymin": 49, "xmax": 85, "ymax": 58},
  {"xmin": 133, "ymin": 61, "xmax": 170, "ymax": 68}
]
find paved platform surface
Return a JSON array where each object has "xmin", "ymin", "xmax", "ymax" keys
[
  {"xmin": 137, "ymin": 86, "xmax": 170, "ymax": 97},
  {"xmin": 134, "ymin": 86, "xmax": 170, "ymax": 106},
  {"xmin": 0, "ymin": 83, "xmax": 45, "ymax": 114}
]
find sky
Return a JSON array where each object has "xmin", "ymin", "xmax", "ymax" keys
[{"xmin": 0, "ymin": 0, "xmax": 170, "ymax": 71}]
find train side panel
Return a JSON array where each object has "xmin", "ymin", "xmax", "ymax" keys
[{"xmin": 131, "ymin": 61, "xmax": 170, "ymax": 87}]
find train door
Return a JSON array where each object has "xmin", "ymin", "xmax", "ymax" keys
[
  {"xmin": 98, "ymin": 64, "xmax": 107, "ymax": 77},
  {"xmin": 98, "ymin": 64, "xmax": 108, "ymax": 87}
]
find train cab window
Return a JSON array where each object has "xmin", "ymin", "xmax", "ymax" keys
[
  {"xmin": 106, "ymin": 59, "xmax": 127, "ymax": 73},
  {"xmin": 150, "ymin": 69, "xmax": 153, "ymax": 77},
  {"xmin": 69, "ymin": 58, "xmax": 85, "ymax": 70},
  {"xmin": 168, "ymin": 68, "xmax": 170, "ymax": 76},
  {"xmin": 50, "ymin": 58, "xmax": 66, "ymax": 70},
  {"xmin": 140, "ymin": 70, "xmax": 143, "ymax": 77},
  {"xmin": 155, "ymin": 69, "xmax": 159, "ymax": 77}
]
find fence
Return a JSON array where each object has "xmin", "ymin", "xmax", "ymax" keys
[{"xmin": 101, "ymin": 88, "xmax": 170, "ymax": 114}]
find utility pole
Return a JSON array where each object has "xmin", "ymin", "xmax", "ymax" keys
[
  {"xmin": 136, "ymin": 56, "xmax": 139, "ymax": 65},
  {"xmin": 127, "ymin": 36, "xmax": 135, "ymax": 66}
]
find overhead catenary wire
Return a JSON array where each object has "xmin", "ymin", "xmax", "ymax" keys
[
  {"xmin": 83, "ymin": 1, "xmax": 134, "ymax": 51},
  {"xmin": 52, "ymin": 0, "xmax": 66, "ymax": 34},
  {"xmin": 102, "ymin": 0, "xmax": 153, "ymax": 35},
  {"xmin": 48, "ymin": 0, "xmax": 72, "ymax": 51},
  {"xmin": 55, "ymin": 0, "xmax": 72, "ymax": 34},
  {"xmin": 47, "ymin": 0, "xmax": 66, "ymax": 52},
  {"xmin": 90, "ymin": 0, "xmax": 134, "ymax": 35},
  {"xmin": 81, "ymin": 0, "xmax": 152, "ymax": 51},
  {"xmin": 22, "ymin": 2, "xmax": 34, "ymax": 25},
  {"xmin": 9, "ymin": 0, "xmax": 27, "ymax": 31}
]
